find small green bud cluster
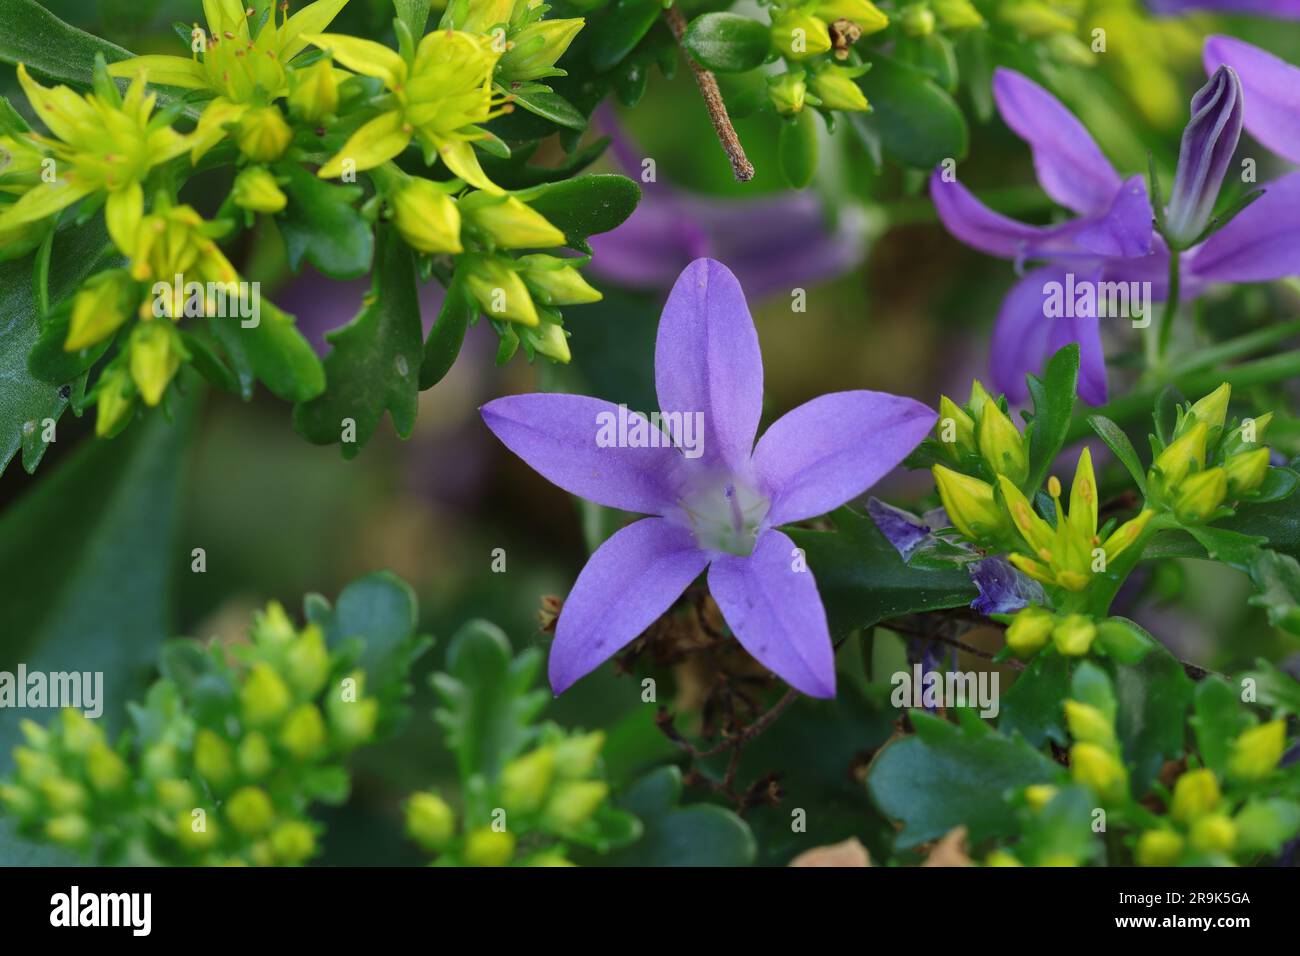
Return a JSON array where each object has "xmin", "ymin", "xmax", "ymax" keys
[
  {"xmin": 1003, "ymin": 609, "xmax": 1154, "ymax": 664},
  {"xmin": 0, "ymin": 601, "xmax": 401, "ymax": 866},
  {"xmin": 1147, "ymin": 384, "xmax": 1276, "ymax": 524},
  {"xmin": 404, "ymin": 727, "xmax": 615, "ymax": 866}
]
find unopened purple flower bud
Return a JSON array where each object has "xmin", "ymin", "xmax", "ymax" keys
[{"xmin": 1165, "ymin": 65, "xmax": 1243, "ymax": 248}]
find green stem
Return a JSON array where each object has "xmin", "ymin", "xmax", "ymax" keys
[
  {"xmin": 1066, "ymin": 349, "xmax": 1300, "ymax": 442},
  {"xmin": 1156, "ymin": 248, "xmax": 1181, "ymax": 362},
  {"xmin": 1162, "ymin": 318, "xmax": 1300, "ymax": 378}
]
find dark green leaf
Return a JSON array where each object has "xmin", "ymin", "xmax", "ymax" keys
[
  {"xmin": 525, "ymin": 174, "xmax": 641, "ymax": 253},
  {"xmin": 0, "ymin": 0, "xmax": 132, "ymax": 87},
  {"xmin": 393, "ymin": 0, "xmax": 432, "ymax": 38},
  {"xmin": 278, "ymin": 163, "xmax": 374, "ymax": 280},
  {"xmin": 209, "ymin": 299, "xmax": 325, "ymax": 403},
  {"xmin": 778, "ymin": 110, "xmax": 818, "ymax": 190},
  {"xmin": 420, "ymin": 272, "xmax": 475, "ymax": 389},
  {"xmin": 867, "ymin": 711, "xmax": 1060, "ymax": 848},
  {"xmin": 589, "ymin": 0, "xmax": 661, "ymax": 72},
  {"xmin": 1024, "ymin": 344, "xmax": 1079, "ymax": 493},
  {"xmin": 1108, "ymin": 649, "xmax": 1193, "ymax": 796},
  {"xmin": 1191, "ymin": 677, "xmax": 1251, "ymax": 778},
  {"xmin": 292, "ymin": 228, "xmax": 422, "ymax": 457},
  {"xmin": 998, "ymin": 650, "xmax": 1069, "ymax": 748},
  {"xmin": 507, "ymin": 87, "xmax": 587, "ymax": 131},
  {"xmin": 1, "ymin": 222, "xmax": 115, "ymax": 477},
  {"xmin": 787, "ymin": 506, "xmax": 977, "ymax": 636},
  {"xmin": 682, "ymin": 13, "xmax": 769, "ymax": 73},
  {"xmin": 1087, "ymin": 413, "xmax": 1146, "ymax": 495},
  {"xmin": 853, "ymin": 56, "xmax": 968, "ymax": 169},
  {"xmin": 1237, "ymin": 659, "xmax": 1300, "ymax": 716},
  {"xmin": 605, "ymin": 766, "xmax": 756, "ymax": 866}
]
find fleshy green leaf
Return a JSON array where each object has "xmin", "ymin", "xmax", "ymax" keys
[
  {"xmin": 1023, "ymin": 344, "xmax": 1079, "ymax": 493},
  {"xmin": 853, "ymin": 56, "xmax": 968, "ymax": 169},
  {"xmin": 292, "ymin": 227, "xmax": 422, "ymax": 457},
  {"xmin": 682, "ymin": 13, "xmax": 770, "ymax": 73},
  {"xmin": 1108, "ymin": 648, "xmax": 1193, "ymax": 796},
  {"xmin": 778, "ymin": 110, "xmax": 818, "ymax": 190},
  {"xmin": 867, "ymin": 710, "xmax": 1061, "ymax": 848},
  {"xmin": 278, "ymin": 163, "xmax": 374, "ymax": 280},
  {"xmin": 589, "ymin": 0, "xmax": 661, "ymax": 73},
  {"xmin": 209, "ymin": 300, "xmax": 326, "ymax": 403},
  {"xmin": 524, "ymin": 174, "xmax": 641, "ymax": 253},
  {"xmin": 419, "ymin": 271, "xmax": 475, "ymax": 389},
  {"xmin": 605, "ymin": 766, "xmax": 756, "ymax": 866},
  {"xmin": 1088, "ymin": 413, "xmax": 1147, "ymax": 495},
  {"xmin": 507, "ymin": 87, "xmax": 587, "ymax": 131},
  {"xmin": 1191, "ymin": 676, "xmax": 1252, "ymax": 778},
  {"xmin": 997, "ymin": 650, "xmax": 1069, "ymax": 748}
]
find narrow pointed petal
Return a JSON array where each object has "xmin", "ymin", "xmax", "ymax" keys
[
  {"xmin": 1204, "ymin": 35, "xmax": 1300, "ymax": 166},
  {"xmin": 480, "ymin": 393, "xmax": 683, "ymax": 515},
  {"xmin": 281, "ymin": 0, "xmax": 352, "ymax": 61},
  {"xmin": 929, "ymin": 171, "xmax": 1065, "ymax": 260},
  {"xmin": 106, "ymin": 55, "xmax": 209, "ymax": 89},
  {"xmin": 1188, "ymin": 172, "xmax": 1300, "ymax": 282},
  {"xmin": 992, "ymin": 67, "xmax": 1122, "ymax": 216},
  {"xmin": 654, "ymin": 258, "xmax": 763, "ymax": 475},
  {"xmin": 753, "ymin": 391, "xmax": 937, "ymax": 526},
  {"xmin": 318, "ymin": 110, "xmax": 409, "ymax": 177},
  {"xmin": 550, "ymin": 518, "xmax": 709, "ymax": 694},
  {"xmin": 304, "ymin": 33, "xmax": 407, "ymax": 87},
  {"xmin": 708, "ymin": 529, "xmax": 835, "ymax": 698}
]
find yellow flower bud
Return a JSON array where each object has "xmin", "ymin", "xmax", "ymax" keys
[
  {"xmin": 899, "ymin": 3, "xmax": 936, "ymax": 36},
  {"xmin": 85, "ymin": 741, "xmax": 128, "ymax": 793},
  {"xmin": 932, "ymin": 465, "xmax": 1006, "ymax": 542},
  {"xmin": 931, "ymin": 0, "xmax": 984, "ymax": 30},
  {"xmin": 406, "ymin": 792, "xmax": 457, "ymax": 851},
  {"xmin": 285, "ymin": 625, "xmax": 331, "ymax": 698},
  {"xmin": 231, "ymin": 166, "xmax": 287, "ymax": 214},
  {"xmin": 771, "ymin": 12, "xmax": 833, "ymax": 60},
  {"xmin": 463, "ymin": 827, "xmax": 516, "ymax": 867},
  {"xmin": 155, "ymin": 778, "xmax": 197, "ymax": 812},
  {"xmin": 814, "ymin": 0, "xmax": 890, "ymax": 32},
  {"xmin": 129, "ymin": 319, "xmax": 182, "ymax": 406},
  {"xmin": 999, "ymin": 2, "xmax": 1076, "ymax": 36},
  {"xmin": 1005, "ymin": 606, "xmax": 1054, "ymax": 658},
  {"xmin": 458, "ymin": 0, "xmax": 517, "ymax": 34},
  {"xmin": 390, "ymin": 178, "xmax": 463, "ymax": 254},
  {"xmin": 254, "ymin": 601, "xmax": 297, "ymax": 645},
  {"xmin": 501, "ymin": 746, "xmax": 557, "ymax": 814},
  {"xmin": 1171, "ymin": 467, "xmax": 1227, "ymax": 524},
  {"xmin": 522, "ymin": 320, "xmax": 571, "ymax": 364},
  {"xmin": 1023, "ymin": 784, "xmax": 1057, "ymax": 811},
  {"xmin": 1188, "ymin": 813, "xmax": 1237, "ymax": 854},
  {"xmin": 45, "ymin": 814, "xmax": 89, "ymax": 846},
  {"xmin": 984, "ymin": 850, "xmax": 1023, "ymax": 866},
  {"xmin": 238, "ymin": 732, "xmax": 273, "ymax": 779},
  {"xmin": 225, "ymin": 786, "xmax": 275, "ymax": 835},
  {"xmin": 175, "ymin": 810, "xmax": 218, "ymax": 852},
  {"xmin": 1070, "ymin": 742, "xmax": 1127, "ymax": 801},
  {"xmin": 463, "ymin": 255, "xmax": 539, "ymax": 326},
  {"xmin": 525, "ymin": 851, "xmax": 576, "ymax": 866},
  {"xmin": 240, "ymin": 663, "xmax": 292, "ymax": 728},
  {"xmin": 279, "ymin": 703, "xmax": 328, "ymax": 762},
  {"xmin": 270, "ymin": 821, "xmax": 316, "ymax": 864},
  {"xmin": 809, "ymin": 66, "xmax": 870, "ymax": 112},
  {"xmin": 65, "ymin": 269, "xmax": 135, "ymax": 351},
  {"xmin": 1135, "ymin": 829, "xmax": 1184, "ymax": 866},
  {"xmin": 554, "ymin": 731, "xmax": 605, "ymax": 778},
  {"xmin": 236, "ymin": 106, "xmax": 293, "ymax": 162},
  {"xmin": 768, "ymin": 71, "xmax": 808, "ymax": 117},
  {"xmin": 463, "ymin": 195, "xmax": 565, "ymax": 249},
  {"xmin": 1052, "ymin": 615, "xmax": 1097, "ymax": 656},
  {"xmin": 14, "ymin": 747, "xmax": 58, "ymax": 787},
  {"xmin": 936, "ymin": 396, "xmax": 976, "ymax": 459},
  {"xmin": 59, "ymin": 709, "xmax": 103, "ymax": 754},
  {"xmin": 327, "ymin": 695, "xmax": 379, "ymax": 749},
  {"xmin": 1224, "ymin": 448, "xmax": 1270, "ymax": 497},
  {"xmin": 194, "ymin": 729, "xmax": 235, "ymax": 790},
  {"xmin": 40, "ymin": 776, "xmax": 87, "ymax": 813},
  {"xmin": 542, "ymin": 780, "xmax": 609, "ymax": 832},
  {"xmin": 1064, "ymin": 700, "xmax": 1114, "ymax": 746},
  {"xmin": 0, "ymin": 782, "xmax": 37, "ymax": 817},
  {"xmin": 1153, "ymin": 420, "xmax": 1208, "ymax": 487},
  {"xmin": 141, "ymin": 742, "xmax": 179, "ymax": 781},
  {"xmin": 1170, "ymin": 768, "xmax": 1220, "ymax": 824},
  {"xmin": 1184, "ymin": 383, "xmax": 1231, "ymax": 434},
  {"xmin": 518, "ymin": 254, "xmax": 602, "ymax": 306},
  {"xmin": 1228, "ymin": 720, "xmax": 1285, "ymax": 781},
  {"xmin": 288, "ymin": 58, "xmax": 339, "ymax": 122},
  {"xmin": 977, "ymin": 401, "xmax": 1028, "ymax": 485},
  {"xmin": 498, "ymin": 19, "xmax": 585, "ymax": 82}
]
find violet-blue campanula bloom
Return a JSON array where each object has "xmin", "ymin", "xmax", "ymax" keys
[
  {"xmin": 932, "ymin": 66, "xmax": 1300, "ymax": 407},
  {"xmin": 480, "ymin": 259, "xmax": 937, "ymax": 698},
  {"xmin": 1205, "ymin": 35, "xmax": 1300, "ymax": 168},
  {"xmin": 1165, "ymin": 66, "xmax": 1244, "ymax": 247},
  {"xmin": 1148, "ymin": 0, "xmax": 1300, "ymax": 17}
]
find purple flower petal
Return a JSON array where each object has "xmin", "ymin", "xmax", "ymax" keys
[
  {"xmin": 752, "ymin": 391, "xmax": 937, "ymax": 526},
  {"xmin": 968, "ymin": 557, "xmax": 1047, "ymax": 615},
  {"xmin": 707, "ymin": 528, "xmax": 835, "ymax": 697},
  {"xmin": 867, "ymin": 497, "xmax": 933, "ymax": 560},
  {"xmin": 1166, "ymin": 66, "xmax": 1244, "ymax": 247},
  {"xmin": 993, "ymin": 67, "xmax": 1123, "ymax": 216},
  {"xmin": 1205, "ymin": 35, "xmax": 1300, "ymax": 165},
  {"xmin": 550, "ymin": 517, "xmax": 710, "ymax": 694},
  {"xmin": 1046, "ymin": 301, "xmax": 1109, "ymax": 406},
  {"xmin": 1188, "ymin": 171, "xmax": 1300, "ymax": 282},
  {"xmin": 1071, "ymin": 175, "xmax": 1155, "ymax": 259},
  {"xmin": 654, "ymin": 258, "xmax": 764, "ymax": 475},
  {"xmin": 929, "ymin": 171, "xmax": 1068, "ymax": 260},
  {"xmin": 480, "ymin": 393, "xmax": 683, "ymax": 515},
  {"xmin": 1154, "ymin": 0, "xmax": 1300, "ymax": 14},
  {"xmin": 989, "ymin": 264, "xmax": 1067, "ymax": 403}
]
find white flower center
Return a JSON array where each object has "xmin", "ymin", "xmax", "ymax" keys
[{"xmin": 675, "ymin": 476, "xmax": 770, "ymax": 557}]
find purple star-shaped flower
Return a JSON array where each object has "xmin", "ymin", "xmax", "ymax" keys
[
  {"xmin": 931, "ymin": 66, "xmax": 1300, "ymax": 407},
  {"xmin": 480, "ymin": 259, "xmax": 937, "ymax": 698}
]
